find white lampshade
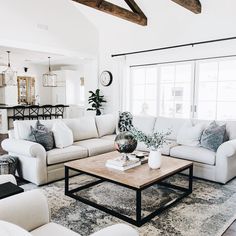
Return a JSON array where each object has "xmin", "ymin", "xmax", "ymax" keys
[
  {"xmin": 42, "ymin": 57, "xmax": 57, "ymax": 87},
  {"xmin": 2, "ymin": 51, "xmax": 17, "ymax": 86}
]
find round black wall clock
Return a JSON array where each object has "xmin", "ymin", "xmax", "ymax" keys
[{"xmin": 100, "ymin": 71, "xmax": 113, "ymax": 86}]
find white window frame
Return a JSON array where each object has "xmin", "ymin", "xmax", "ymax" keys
[{"xmin": 129, "ymin": 56, "xmax": 236, "ymax": 120}]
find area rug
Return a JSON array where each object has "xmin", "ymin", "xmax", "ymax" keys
[{"xmin": 22, "ymin": 175, "xmax": 236, "ymax": 236}]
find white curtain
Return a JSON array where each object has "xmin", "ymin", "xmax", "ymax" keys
[{"xmin": 112, "ymin": 56, "xmax": 130, "ymax": 112}]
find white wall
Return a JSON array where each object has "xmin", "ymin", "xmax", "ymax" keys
[
  {"xmin": 0, "ymin": 0, "xmax": 98, "ymax": 58},
  {"xmin": 74, "ymin": 0, "xmax": 236, "ymax": 113}
]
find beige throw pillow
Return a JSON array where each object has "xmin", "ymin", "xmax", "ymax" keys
[{"xmin": 177, "ymin": 121, "xmax": 204, "ymax": 146}]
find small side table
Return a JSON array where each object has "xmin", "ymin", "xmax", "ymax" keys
[{"xmin": 0, "ymin": 182, "xmax": 24, "ymax": 200}]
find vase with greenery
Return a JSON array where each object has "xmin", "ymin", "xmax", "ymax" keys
[
  {"xmin": 87, "ymin": 89, "xmax": 106, "ymax": 116},
  {"xmin": 131, "ymin": 127, "xmax": 171, "ymax": 169}
]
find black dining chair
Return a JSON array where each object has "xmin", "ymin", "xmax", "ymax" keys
[
  {"xmin": 12, "ymin": 106, "xmax": 26, "ymax": 120},
  {"xmin": 8, "ymin": 105, "xmax": 26, "ymax": 128},
  {"xmin": 26, "ymin": 105, "xmax": 40, "ymax": 120},
  {"xmin": 52, "ymin": 104, "xmax": 64, "ymax": 119},
  {"xmin": 40, "ymin": 105, "xmax": 53, "ymax": 120}
]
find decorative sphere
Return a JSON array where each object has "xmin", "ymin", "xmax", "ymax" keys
[{"xmin": 114, "ymin": 131, "xmax": 137, "ymax": 154}]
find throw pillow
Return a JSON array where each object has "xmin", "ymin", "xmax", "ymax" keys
[
  {"xmin": 35, "ymin": 120, "xmax": 49, "ymax": 132},
  {"xmin": 118, "ymin": 111, "xmax": 133, "ymax": 132},
  {"xmin": 52, "ymin": 121, "xmax": 73, "ymax": 148},
  {"xmin": 95, "ymin": 114, "xmax": 116, "ymax": 137},
  {"xmin": 27, "ymin": 125, "xmax": 54, "ymax": 151},
  {"xmin": 200, "ymin": 121, "xmax": 226, "ymax": 152},
  {"xmin": 177, "ymin": 121, "xmax": 204, "ymax": 146}
]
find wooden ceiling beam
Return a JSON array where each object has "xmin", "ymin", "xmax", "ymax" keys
[
  {"xmin": 72, "ymin": 0, "xmax": 147, "ymax": 26},
  {"xmin": 171, "ymin": 0, "xmax": 202, "ymax": 14},
  {"xmin": 124, "ymin": 0, "xmax": 145, "ymax": 16},
  {"xmin": 96, "ymin": 0, "xmax": 103, "ymax": 7}
]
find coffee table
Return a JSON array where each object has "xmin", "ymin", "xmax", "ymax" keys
[{"xmin": 64, "ymin": 151, "xmax": 193, "ymax": 227}]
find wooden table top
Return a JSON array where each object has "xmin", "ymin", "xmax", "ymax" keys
[{"xmin": 65, "ymin": 151, "xmax": 193, "ymax": 189}]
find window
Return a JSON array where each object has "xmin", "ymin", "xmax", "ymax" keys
[
  {"xmin": 196, "ymin": 59, "xmax": 236, "ymax": 120},
  {"xmin": 130, "ymin": 67, "xmax": 157, "ymax": 116},
  {"xmin": 159, "ymin": 63, "xmax": 194, "ymax": 118},
  {"xmin": 129, "ymin": 57, "xmax": 236, "ymax": 120}
]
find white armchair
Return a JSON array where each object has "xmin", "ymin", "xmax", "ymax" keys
[
  {"xmin": 0, "ymin": 189, "xmax": 139, "ymax": 236},
  {"xmin": 0, "ymin": 174, "xmax": 17, "ymax": 185}
]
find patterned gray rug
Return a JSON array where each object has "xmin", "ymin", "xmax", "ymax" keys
[{"xmin": 22, "ymin": 175, "xmax": 236, "ymax": 236}]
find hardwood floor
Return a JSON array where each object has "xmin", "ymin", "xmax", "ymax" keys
[
  {"xmin": 0, "ymin": 134, "xmax": 8, "ymax": 155},
  {"xmin": 223, "ymin": 221, "xmax": 236, "ymax": 236}
]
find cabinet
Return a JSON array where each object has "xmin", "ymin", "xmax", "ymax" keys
[{"xmin": 17, "ymin": 77, "xmax": 35, "ymax": 105}]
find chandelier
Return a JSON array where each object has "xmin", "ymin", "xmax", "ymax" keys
[
  {"xmin": 2, "ymin": 51, "xmax": 17, "ymax": 86},
  {"xmin": 42, "ymin": 57, "xmax": 57, "ymax": 87}
]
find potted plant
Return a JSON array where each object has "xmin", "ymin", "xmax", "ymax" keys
[
  {"xmin": 87, "ymin": 89, "xmax": 106, "ymax": 116},
  {"xmin": 131, "ymin": 127, "xmax": 171, "ymax": 169}
]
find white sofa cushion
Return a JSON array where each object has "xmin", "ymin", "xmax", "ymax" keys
[
  {"xmin": 96, "ymin": 114, "xmax": 116, "ymax": 137},
  {"xmin": 154, "ymin": 117, "xmax": 188, "ymax": 140},
  {"xmin": 52, "ymin": 121, "xmax": 73, "ymax": 148},
  {"xmin": 0, "ymin": 221, "xmax": 32, "ymax": 236},
  {"xmin": 133, "ymin": 115, "xmax": 156, "ymax": 135},
  {"xmin": 170, "ymin": 145, "xmax": 216, "ymax": 165},
  {"xmin": 64, "ymin": 117, "xmax": 98, "ymax": 141},
  {"xmin": 47, "ymin": 145, "xmax": 88, "ymax": 165},
  {"xmin": 177, "ymin": 121, "xmax": 204, "ymax": 146},
  {"xmin": 74, "ymin": 139, "xmax": 115, "ymax": 156},
  {"xmin": 101, "ymin": 134, "xmax": 116, "ymax": 141},
  {"xmin": 0, "ymin": 190, "xmax": 50, "ymax": 232},
  {"xmin": 31, "ymin": 222, "xmax": 80, "ymax": 236}
]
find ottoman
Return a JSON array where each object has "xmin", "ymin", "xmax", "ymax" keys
[{"xmin": 0, "ymin": 155, "xmax": 18, "ymax": 175}]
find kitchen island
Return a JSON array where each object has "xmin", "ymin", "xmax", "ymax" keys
[{"xmin": 0, "ymin": 104, "xmax": 69, "ymax": 134}]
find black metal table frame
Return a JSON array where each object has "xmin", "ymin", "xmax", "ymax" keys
[{"xmin": 65, "ymin": 164, "xmax": 193, "ymax": 227}]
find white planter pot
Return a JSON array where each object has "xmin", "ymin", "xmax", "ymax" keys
[{"xmin": 148, "ymin": 149, "xmax": 162, "ymax": 169}]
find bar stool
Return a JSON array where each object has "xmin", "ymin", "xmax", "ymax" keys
[
  {"xmin": 26, "ymin": 105, "xmax": 39, "ymax": 120},
  {"xmin": 41, "ymin": 105, "xmax": 52, "ymax": 120},
  {"xmin": 8, "ymin": 106, "xmax": 25, "ymax": 128},
  {"xmin": 11, "ymin": 106, "xmax": 25, "ymax": 121},
  {"xmin": 53, "ymin": 104, "xmax": 64, "ymax": 119}
]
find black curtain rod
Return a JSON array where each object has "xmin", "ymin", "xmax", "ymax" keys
[{"xmin": 111, "ymin": 36, "xmax": 236, "ymax": 58}]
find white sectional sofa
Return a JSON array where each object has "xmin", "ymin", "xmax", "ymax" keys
[{"xmin": 2, "ymin": 114, "xmax": 236, "ymax": 185}]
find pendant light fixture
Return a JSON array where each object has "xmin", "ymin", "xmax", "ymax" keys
[
  {"xmin": 2, "ymin": 51, "xmax": 17, "ymax": 86},
  {"xmin": 42, "ymin": 57, "xmax": 57, "ymax": 87}
]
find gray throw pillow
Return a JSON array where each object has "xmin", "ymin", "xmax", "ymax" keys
[
  {"xmin": 27, "ymin": 122, "xmax": 54, "ymax": 151},
  {"xmin": 35, "ymin": 120, "xmax": 49, "ymax": 132},
  {"xmin": 200, "ymin": 121, "xmax": 226, "ymax": 152}
]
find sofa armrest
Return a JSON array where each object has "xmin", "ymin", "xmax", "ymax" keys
[
  {"xmin": 216, "ymin": 139, "xmax": 236, "ymax": 158},
  {"xmin": 215, "ymin": 139, "xmax": 236, "ymax": 183},
  {"xmin": 90, "ymin": 224, "xmax": 139, "ymax": 236},
  {"xmin": 1, "ymin": 139, "xmax": 46, "ymax": 158},
  {"xmin": 0, "ymin": 174, "xmax": 17, "ymax": 185},
  {"xmin": 0, "ymin": 189, "xmax": 50, "ymax": 232}
]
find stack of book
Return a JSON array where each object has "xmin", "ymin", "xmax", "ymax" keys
[{"xmin": 106, "ymin": 156, "xmax": 141, "ymax": 171}]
